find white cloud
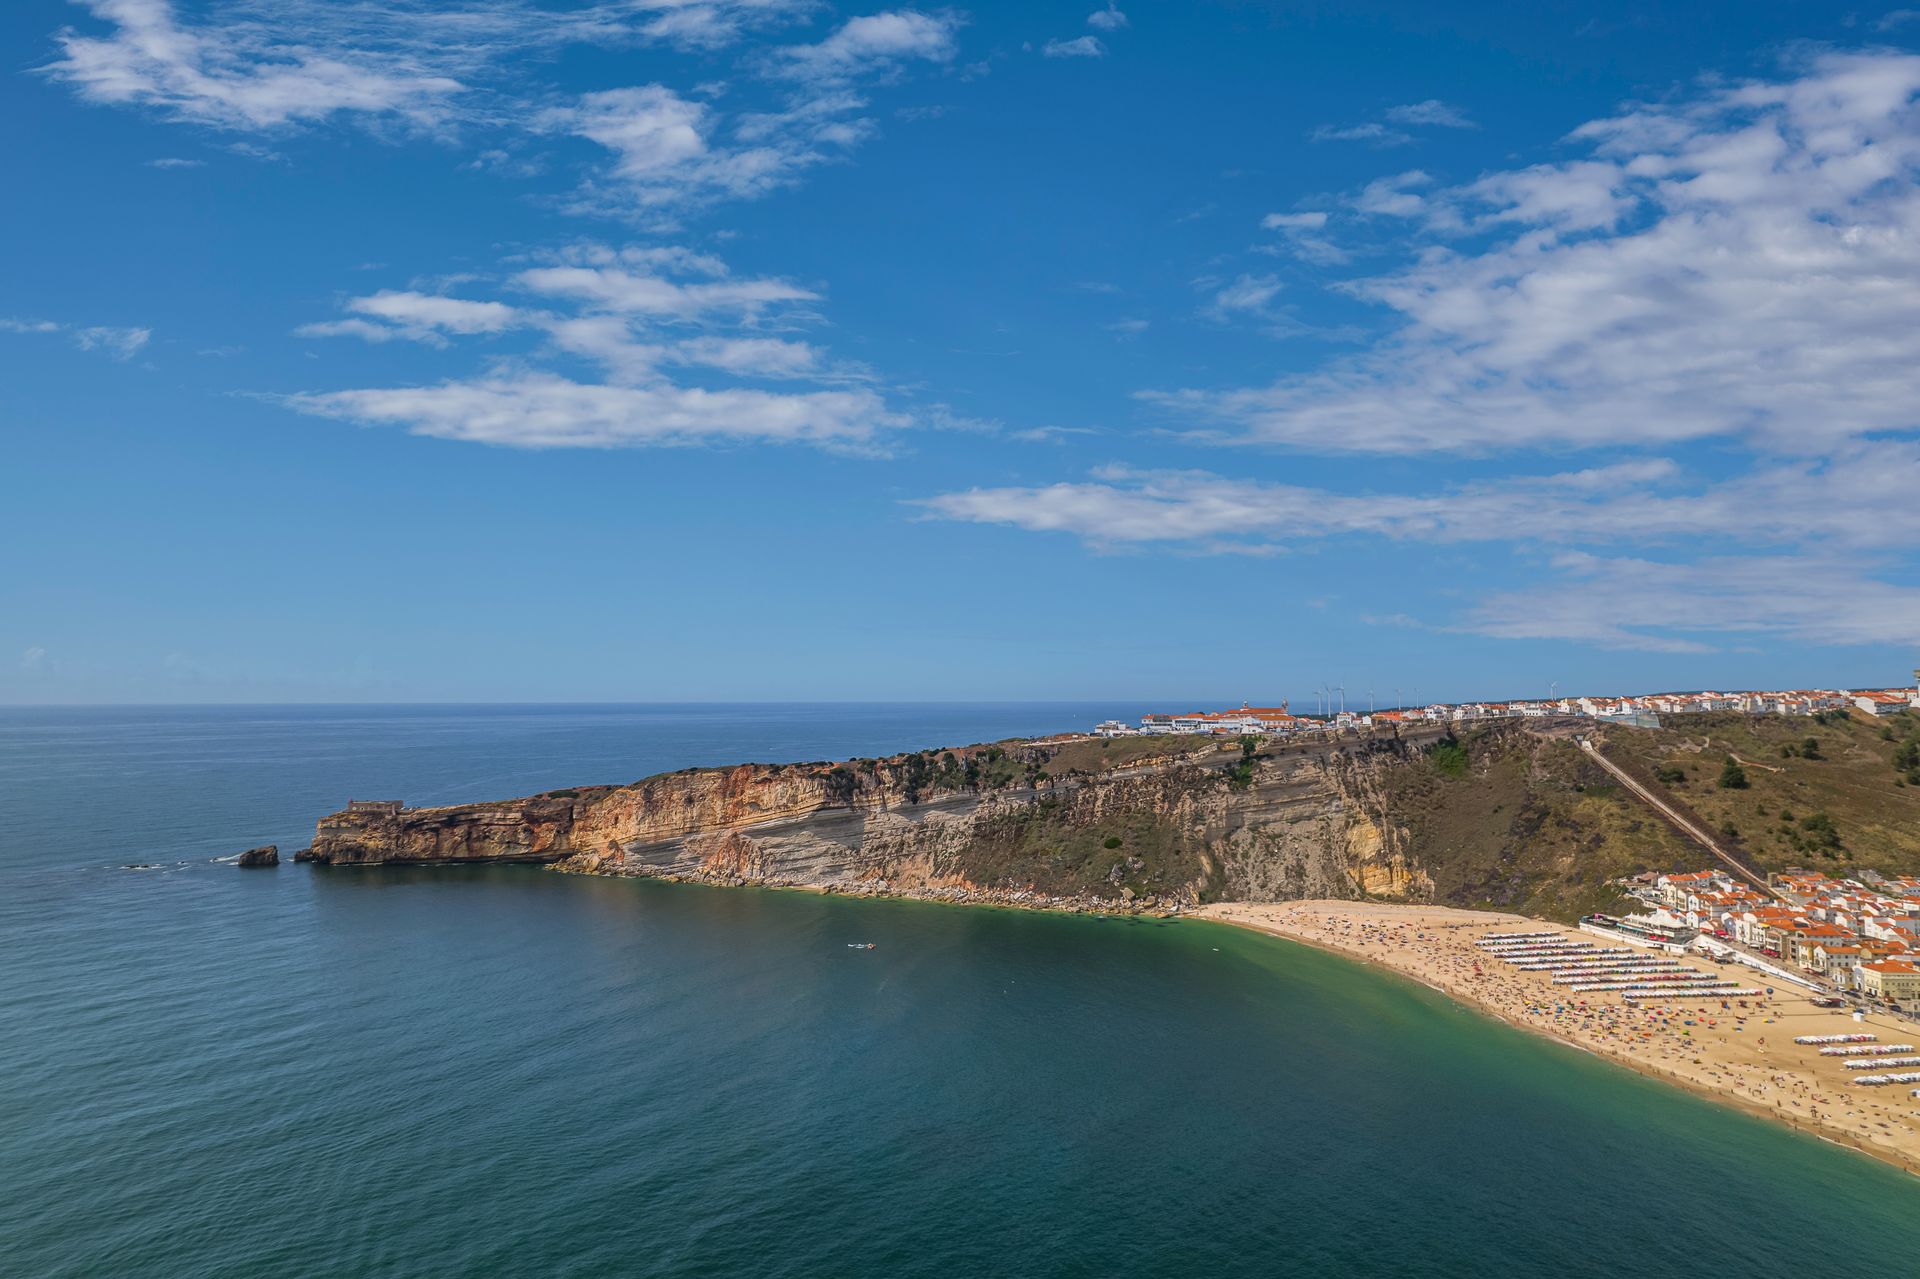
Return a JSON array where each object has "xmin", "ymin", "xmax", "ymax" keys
[
  {"xmin": 43, "ymin": 0, "xmax": 808, "ymax": 133},
  {"xmin": 1152, "ymin": 53, "xmax": 1920, "ymax": 454},
  {"xmin": 918, "ymin": 446, "xmax": 1920, "ymax": 553},
  {"xmin": 513, "ymin": 264, "xmax": 816, "ymax": 319},
  {"xmin": 773, "ymin": 10, "xmax": 962, "ymax": 83},
  {"xmin": 1315, "ymin": 100, "xmax": 1473, "ymax": 146},
  {"xmin": 917, "ymin": 450, "xmax": 1920, "ymax": 650},
  {"xmin": 539, "ymin": 82, "xmax": 881, "ymax": 213},
  {"xmin": 353, "ymin": 290, "xmax": 520, "ymax": 334},
  {"xmin": 1310, "ymin": 122, "xmax": 1410, "ymax": 146},
  {"xmin": 20, "ymin": 646, "xmax": 48, "ymax": 672},
  {"xmin": 297, "ymin": 317, "xmax": 406, "ymax": 343},
  {"xmin": 1042, "ymin": 36, "xmax": 1106, "ymax": 59},
  {"xmin": 1261, "ymin": 211, "xmax": 1327, "ymax": 231},
  {"xmin": 542, "ymin": 86, "xmax": 708, "ymax": 182},
  {"xmin": 1087, "ymin": 5, "xmax": 1128, "ymax": 32},
  {"xmin": 670, "ymin": 335, "xmax": 820, "ymax": 378},
  {"xmin": 297, "ymin": 291, "xmax": 521, "ymax": 345},
  {"xmin": 4, "ymin": 317, "xmax": 150, "ymax": 359},
  {"xmin": 72, "ymin": 325, "xmax": 153, "ymax": 359},
  {"xmin": 288, "ymin": 243, "xmax": 893, "ymax": 449},
  {"xmin": 1202, "ymin": 274, "xmax": 1283, "ymax": 320},
  {"xmin": 1350, "ymin": 169, "xmax": 1430, "ymax": 216},
  {"xmin": 45, "ymin": 0, "xmax": 466, "ymax": 132},
  {"xmin": 1383, "ymin": 99, "xmax": 1475, "ymax": 128},
  {"xmin": 1259, "ymin": 209, "xmax": 1347, "ymax": 264},
  {"xmin": 145, "ymin": 155, "xmax": 204, "ymax": 168},
  {"xmin": 1465, "ymin": 554, "xmax": 1920, "ymax": 652},
  {"xmin": 289, "ymin": 373, "xmax": 895, "ymax": 449}
]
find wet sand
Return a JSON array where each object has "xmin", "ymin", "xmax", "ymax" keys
[{"xmin": 1201, "ymin": 900, "xmax": 1920, "ymax": 1177}]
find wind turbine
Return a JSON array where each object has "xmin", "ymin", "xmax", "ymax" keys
[{"xmin": 1336, "ymin": 685, "xmax": 1346, "ymax": 715}]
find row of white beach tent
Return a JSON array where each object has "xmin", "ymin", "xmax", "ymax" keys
[
  {"xmin": 1851, "ymin": 1071, "xmax": 1920, "ymax": 1087},
  {"xmin": 1623, "ymin": 988, "xmax": 1762, "ymax": 1001},
  {"xmin": 1479, "ymin": 943, "xmax": 1601, "ymax": 955},
  {"xmin": 1514, "ymin": 957, "xmax": 1652, "ymax": 970},
  {"xmin": 1818, "ymin": 1044, "xmax": 1916, "ymax": 1057},
  {"xmin": 1846, "ymin": 1057, "xmax": 1920, "ymax": 1070},
  {"xmin": 1795, "ymin": 1033, "xmax": 1878, "ymax": 1045},
  {"xmin": 1477, "ymin": 932, "xmax": 1747, "ymax": 997}
]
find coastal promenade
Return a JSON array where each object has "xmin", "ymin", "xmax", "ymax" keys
[{"xmin": 1201, "ymin": 900, "xmax": 1920, "ymax": 1177}]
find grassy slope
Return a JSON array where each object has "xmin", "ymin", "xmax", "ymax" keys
[
  {"xmin": 955, "ymin": 796, "xmax": 1208, "ymax": 902},
  {"xmin": 1601, "ymin": 709, "xmax": 1920, "ymax": 876},
  {"xmin": 1384, "ymin": 726, "xmax": 1697, "ymax": 920}
]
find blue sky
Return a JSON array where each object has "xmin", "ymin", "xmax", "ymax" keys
[{"xmin": 4, "ymin": 1, "xmax": 1920, "ymax": 705}]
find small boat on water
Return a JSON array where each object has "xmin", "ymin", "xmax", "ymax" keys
[{"xmin": 847, "ymin": 942, "xmax": 876, "ymax": 950}]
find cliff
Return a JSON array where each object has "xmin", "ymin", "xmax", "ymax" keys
[{"xmin": 303, "ymin": 721, "xmax": 1713, "ymax": 918}]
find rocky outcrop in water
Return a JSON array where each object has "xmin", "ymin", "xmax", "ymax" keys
[{"xmin": 234, "ymin": 845, "xmax": 278, "ymax": 868}]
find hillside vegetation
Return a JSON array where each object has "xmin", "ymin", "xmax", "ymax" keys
[
  {"xmin": 1597, "ymin": 709, "xmax": 1920, "ymax": 877},
  {"xmin": 1380, "ymin": 725, "xmax": 1695, "ymax": 920}
]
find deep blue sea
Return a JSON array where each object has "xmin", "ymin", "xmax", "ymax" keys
[{"xmin": 4, "ymin": 704, "xmax": 1917, "ymax": 1277}]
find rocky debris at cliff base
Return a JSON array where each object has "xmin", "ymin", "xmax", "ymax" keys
[
  {"xmin": 547, "ymin": 858, "xmax": 1190, "ymax": 917},
  {"xmin": 292, "ymin": 848, "xmax": 316, "ymax": 863},
  {"xmin": 234, "ymin": 845, "xmax": 279, "ymax": 868}
]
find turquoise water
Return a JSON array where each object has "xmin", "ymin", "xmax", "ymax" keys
[{"xmin": 4, "ymin": 706, "xmax": 1917, "ymax": 1276}]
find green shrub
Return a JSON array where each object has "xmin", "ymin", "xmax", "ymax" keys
[
  {"xmin": 1799, "ymin": 812, "xmax": 1841, "ymax": 850},
  {"xmin": 1718, "ymin": 756, "xmax": 1749, "ymax": 789},
  {"xmin": 1103, "ymin": 835, "xmax": 1123, "ymax": 849},
  {"xmin": 1430, "ymin": 738, "xmax": 1469, "ymax": 778}
]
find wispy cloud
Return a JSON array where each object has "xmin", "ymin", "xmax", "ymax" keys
[
  {"xmin": 1382, "ymin": 99, "xmax": 1475, "ymax": 128},
  {"xmin": 917, "ymin": 450, "xmax": 1920, "ymax": 651},
  {"xmin": 290, "ymin": 374, "xmax": 895, "ymax": 450},
  {"xmin": 288, "ymin": 243, "xmax": 895, "ymax": 450},
  {"xmin": 1310, "ymin": 122, "xmax": 1409, "ymax": 146},
  {"xmin": 43, "ymin": 0, "xmax": 811, "ymax": 135},
  {"xmin": 3, "ymin": 316, "xmax": 150, "ymax": 359},
  {"xmin": 1042, "ymin": 36, "xmax": 1106, "ymax": 59},
  {"xmin": 1464, "ymin": 554, "xmax": 1920, "ymax": 652},
  {"xmin": 1258, "ymin": 209, "xmax": 1347, "ymax": 264},
  {"xmin": 1155, "ymin": 53, "xmax": 1920, "ymax": 454},
  {"xmin": 1086, "ymin": 5, "xmax": 1129, "ymax": 32},
  {"xmin": 1200, "ymin": 273, "xmax": 1283, "ymax": 321},
  {"xmin": 45, "ymin": 0, "xmax": 466, "ymax": 132},
  {"xmin": 770, "ymin": 10, "xmax": 963, "ymax": 84},
  {"xmin": 917, "ymin": 448, "xmax": 1920, "ymax": 553},
  {"xmin": 1313, "ymin": 99, "xmax": 1473, "ymax": 145}
]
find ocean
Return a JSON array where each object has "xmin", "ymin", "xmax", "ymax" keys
[{"xmin": 3, "ymin": 703, "xmax": 1917, "ymax": 1277}]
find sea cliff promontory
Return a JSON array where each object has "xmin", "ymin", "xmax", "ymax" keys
[{"xmin": 302, "ymin": 720, "xmax": 1716, "ymax": 918}]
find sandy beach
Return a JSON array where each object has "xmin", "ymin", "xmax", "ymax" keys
[{"xmin": 1201, "ymin": 900, "xmax": 1920, "ymax": 1177}]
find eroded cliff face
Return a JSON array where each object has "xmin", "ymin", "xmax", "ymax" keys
[{"xmin": 305, "ymin": 730, "xmax": 1452, "ymax": 910}]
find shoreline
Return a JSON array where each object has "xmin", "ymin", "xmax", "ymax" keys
[{"xmin": 1199, "ymin": 900, "xmax": 1920, "ymax": 1179}]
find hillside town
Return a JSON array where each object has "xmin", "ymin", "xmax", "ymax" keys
[
  {"xmin": 1600, "ymin": 869, "xmax": 1920, "ymax": 1013},
  {"xmin": 1094, "ymin": 673, "xmax": 1920, "ymax": 738}
]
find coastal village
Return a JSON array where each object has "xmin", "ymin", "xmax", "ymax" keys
[
  {"xmin": 1618, "ymin": 869, "xmax": 1920, "ymax": 1008},
  {"xmin": 1094, "ymin": 674, "xmax": 1920, "ymax": 738}
]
